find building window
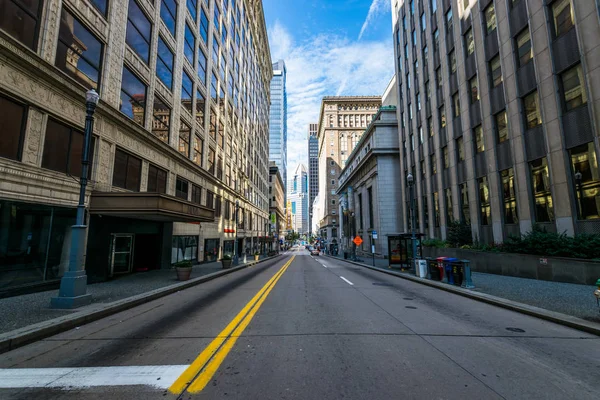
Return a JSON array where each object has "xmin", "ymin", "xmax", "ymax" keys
[
  {"xmin": 500, "ymin": 168, "xmax": 518, "ymax": 224},
  {"xmin": 449, "ymin": 50, "xmax": 456, "ymax": 74},
  {"xmin": 570, "ymin": 142, "xmax": 600, "ymax": 220},
  {"xmin": 485, "ymin": 4, "xmax": 497, "ymax": 34},
  {"xmin": 195, "ymin": 89, "xmax": 206, "ymax": 127},
  {"xmin": 184, "ymin": 23, "xmax": 195, "ymax": 65},
  {"xmin": 490, "ymin": 55, "xmax": 502, "ymax": 87},
  {"xmin": 199, "ymin": 8, "xmax": 208, "ymax": 43},
  {"xmin": 0, "ymin": 94, "xmax": 27, "ymax": 161},
  {"xmin": 112, "ymin": 148, "xmax": 141, "ymax": 191},
  {"xmin": 367, "ymin": 187, "xmax": 374, "ymax": 229},
  {"xmin": 358, "ymin": 193, "xmax": 363, "ymax": 229},
  {"xmin": 428, "ymin": 117, "xmax": 434, "ymax": 137},
  {"xmin": 478, "ymin": 176, "xmax": 491, "ymax": 225},
  {"xmin": 516, "ymin": 28, "xmax": 532, "ymax": 67},
  {"xmin": 524, "ymin": 91, "xmax": 542, "ymax": 129},
  {"xmin": 457, "ymin": 137, "xmax": 465, "ymax": 161},
  {"xmin": 475, "ymin": 125, "xmax": 484, "ymax": 153},
  {"xmin": 443, "ymin": 146, "xmax": 450, "ymax": 168},
  {"xmin": 197, "ymin": 48, "xmax": 207, "ymax": 84},
  {"xmin": 465, "ymin": 28, "xmax": 474, "ymax": 56},
  {"xmin": 120, "ymin": 66, "xmax": 147, "ymax": 126},
  {"xmin": 208, "ymin": 147, "xmax": 215, "ymax": 174},
  {"xmin": 561, "ymin": 64, "xmax": 587, "ymax": 112},
  {"xmin": 1, "ymin": 0, "xmax": 43, "ymax": 50},
  {"xmin": 445, "ymin": 188, "xmax": 454, "ymax": 222},
  {"xmin": 212, "ymin": 35, "xmax": 219, "ymax": 65},
  {"xmin": 171, "ymin": 236, "xmax": 198, "ymax": 264},
  {"xmin": 453, "ymin": 93, "xmax": 460, "ymax": 118},
  {"xmin": 552, "ymin": 0, "xmax": 573, "ymax": 38},
  {"xmin": 160, "ymin": 0, "xmax": 177, "ymax": 37},
  {"xmin": 186, "ymin": 0, "xmax": 197, "ymax": 21},
  {"xmin": 210, "ymin": 71, "xmax": 218, "ymax": 100},
  {"xmin": 469, "ymin": 76, "xmax": 479, "ymax": 104},
  {"xmin": 176, "ymin": 177, "xmax": 189, "ymax": 200},
  {"xmin": 181, "ymin": 71, "xmax": 193, "ymax": 114},
  {"xmin": 446, "ymin": 8, "xmax": 453, "ymax": 37},
  {"xmin": 431, "ymin": 153, "xmax": 437, "ymax": 174},
  {"xmin": 157, "ymin": 36, "xmax": 174, "ymax": 89},
  {"xmin": 460, "ymin": 183, "xmax": 470, "ymax": 224},
  {"xmin": 193, "ymin": 134, "xmax": 203, "ymax": 166},
  {"xmin": 434, "ymin": 192, "xmax": 440, "ymax": 227},
  {"xmin": 530, "ymin": 157, "xmax": 554, "ymax": 222},
  {"xmin": 126, "ymin": 0, "xmax": 152, "ymax": 64},
  {"xmin": 439, "ymin": 105, "xmax": 446, "ymax": 128},
  {"xmin": 42, "ymin": 118, "xmax": 94, "ymax": 178},
  {"xmin": 496, "ymin": 111, "xmax": 508, "ymax": 143},
  {"xmin": 56, "ymin": 9, "xmax": 103, "ymax": 91},
  {"xmin": 421, "ymin": 12, "xmax": 426, "ymax": 32},
  {"xmin": 179, "ymin": 119, "xmax": 190, "ymax": 157},
  {"xmin": 152, "ymin": 95, "xmax": 170, "ymax": 143},
  {"xmin": 147, "ymin": 164, "xmax": 167, "ymax": 193}
]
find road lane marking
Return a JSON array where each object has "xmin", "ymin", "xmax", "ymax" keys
[
  {"xmin": 0, "ymin": 365, "xmax": 188, "ymax": 389},
  {"xmin": 169, "ymin": 256, "xmax": 295, "ymax": 395},
  {"xmin": 340, "ymin": 276, "xmax": 354, "ymax": 286}
]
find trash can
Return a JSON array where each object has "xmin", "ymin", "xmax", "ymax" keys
[
  {"xmin": 436, "ymin": 257, "xmax": 448, "ymax": 282},
  {"xmin": 444, "ymin": 258, "xmax": 460, "ymax": 285},
  {"xmin": 416, "ymin": 259, "xmax": 428, "ymax": 278},
  {"xmin": 428, "ymin": 258, "xmax": 442, "ymax": 280},
  {"xmin": 343, "ymin": 251, "xmax": 348, "ymax": 259},
  {"xmin": 452, "ymin": 261, "xmax": 464, "ymax": 286}
]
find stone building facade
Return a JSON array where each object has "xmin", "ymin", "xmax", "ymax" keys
[
  {"xmin": 268, "ymin": 162, "xmax": 285, "ymax": 251},
  {"xmin": 0, "ymin": 0, "xmax": 272, "ymax": 291},
  {"xmin": 308, "ymin": 122, "xmax": 318, "ymax": 233},
  {"xmin": 392, "ymin": 0, "xmax": 600, "ymax": 243},
  {"xmin": 316, "ymin": 96, "xmax": 382, "ymax": 241}
]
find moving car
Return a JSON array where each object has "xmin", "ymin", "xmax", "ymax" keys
[{"xmin": 309, "ymin": 247, "xmax": 320, "ymax": 256}]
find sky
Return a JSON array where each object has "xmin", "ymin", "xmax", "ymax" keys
[{"xmin": 263, "ymin": 0, "xmax": 395, "ymax": 181}]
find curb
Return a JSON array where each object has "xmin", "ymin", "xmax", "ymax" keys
[
  {"xmin": 0, "ymin": 255, "xmax": 283, "ymax": 354},
  {"xmin": 323, "ymin": 254, "xmax": 600, "ymax": 337}
]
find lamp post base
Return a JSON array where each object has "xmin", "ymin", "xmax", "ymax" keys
[{"xmin": 50, "ymin": 270, "xmax": 92, "ymax": 309}]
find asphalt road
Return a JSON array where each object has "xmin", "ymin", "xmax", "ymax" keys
[{"xmin": 1, "ymin": 247, "xmax": 599, "ymax": 399}]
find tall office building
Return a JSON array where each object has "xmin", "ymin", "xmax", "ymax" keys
[
  {"xmin": 392, "ymin": 0, "xmax": 600, "ymax": 243},
  {"xmin": 0, "ymin": 0, "xmax": 272, "ymax": 292},
  {"xmin": 308, "ymin": 123, "xmax": 319, "ymax": 234},
  {"xmin": 287, "ymin": 164, "xmax": 309, "ymax": 235},
  {"xmin": 316, "ymin": 97, "xmax": 382, "ymax": 240},
  {"xmin": 269, "ymin": 60, "xmax": 288, "ymax": 189}
]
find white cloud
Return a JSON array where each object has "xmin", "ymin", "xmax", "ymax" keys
[
  {"xmin": 268, "ymin": 21, "xmax": 394, "ymax": 181},
  {"xmin": 358, "ymin": 0, "xmax": 390, "ymax": 40}
]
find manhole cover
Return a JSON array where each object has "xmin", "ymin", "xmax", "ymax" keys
[
  {"xmin": 405, "ymin": 306, "xmax": 417, "ymax": 309},
  {"xmin": 372, "ymin": 282, "xmax": 393, "ymax": 286},
  {"xmin": 403, "ymin": 297, "xmax": 414, "ymax": 300},
  {"xmin": 506, "ymin": 327, "xmax": 526, "ymax": 333}
]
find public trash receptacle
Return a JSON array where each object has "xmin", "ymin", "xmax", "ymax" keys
[
  {"xmin": 428, "ymin": 259, "xmax": 441, "ymax": 280},
  {"xmin": 436, "ymin": 257, "xmax": 447, "ymax": 282},
  {"xmin": 344, "ymin": 251, "xmax": 348, "ymax": 259},
  {"xmin": 452, "ymin": 262, "xmax": 464, "ymax": 286},
  {"xmin": 417, "ymin": 259, "xmax": 428, "ymax": 278},
  {"xmin": 444, "ymin": 258, "xmax": 460, "ymax": 285}
]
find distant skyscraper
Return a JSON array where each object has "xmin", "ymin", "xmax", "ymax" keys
[
  {"xmin": 308, "ymin": 123, "xmax": 319, "ymax": 234},
  {"xmin": 269, "ymin": 60, "xmax": 288, "ymax": 190},
  {"xmin": 287, "ymin": 164, "xmax": 309, "ymax": 235}
]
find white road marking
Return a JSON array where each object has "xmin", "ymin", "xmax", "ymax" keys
[
  {"xmin": 0, "ymin": 365, "xmax": 188, "ymax": 390},
  {"xmin": 340, "ymin": 276, "xmax": 354, "ymax": 286}
]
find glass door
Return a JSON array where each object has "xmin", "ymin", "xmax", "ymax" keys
[{"xmin": 109, "ymin": 234, "xmax": 134, "ymax": 276}]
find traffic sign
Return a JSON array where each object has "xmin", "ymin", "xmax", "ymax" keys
[
  {"xmin": 372, "ymin": 230, "xmax": 378, "ymax": 239},
  {"xmin": 353, "ymin": 236, "xmax": 363, "ymax": 246}
]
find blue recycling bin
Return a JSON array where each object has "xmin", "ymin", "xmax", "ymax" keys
[{"xmin": 444, "ymin": 258, "xmax": 460, "ymax": 285}]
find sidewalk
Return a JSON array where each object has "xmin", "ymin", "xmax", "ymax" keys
[
  {"xmin": 326, "ymin": 253, "xmax": 600, "ymax": 323},
  {"xmin": 0, "ymin": 255, "xmax": 270, "ymax": 335}
]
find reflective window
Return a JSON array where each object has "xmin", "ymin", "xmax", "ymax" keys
[
  {"xmin": 446, "ymin": 8, "xmax": 453, "ymax": 36},
  {"xmin": 126, "ymin": 0, "xmax": 152, "ymax": 64},
  {"xmin": 490, "ymin": 55, "xmax": 502, "ymax": 87},
  {"xmin": 457, "ymin": 137, "xmax": 465, "ymax": 161},
  {"xmin": 439, "ymin": 105, "xmax": 446, "ymax": 128},
  {"xmin": 112, "ymin": 148, "xmax": 141, "ymax": 191},
  {"xmin": 475, "ymin": 125, "xmax": 484, "ymax": 153},
  {"xmin": 214, "ymin": 5, "xmax": 220, "ymax": 33},
  {"xmin": 199, "ymin": 8, "xmax": 209, "ymax": 43},
  {"xmin": 193, "ymin": 134, "xmax": 203, "ymax": 166},
  {"xmin": 501, "ymin": 168, "xmax": 518, "ymax": 224},
  {"xmin": 152, "ymin": 95, "xmax": 170, "ymax": 143},
  {"xmin": 434, "ymin": 192, "xmax": 440, "ymax": 227},
  {"xmin": 192, "ymin": 184, "xmax": 202, "ymax": 204},
  {"xmin": 443, "ymin": 146, "xmax": 449, "ymax": 168},
  {"xmin": 449, "ymin": 50, "xmax": 456, "ymax": 74},
  {"xmin": 196, "ymin": 89, "xmax": 205, "ymax": 126},
  {"xmin": 484, "ymin": 4, "xmax": 496, "ymax": 34},
  {"xmin": 0, "ymin": 94, "xmax": 27, "ymax": 161},
  {"xmin": 156, "ymin": 36, "xmax": 174, "ymax": 89},
  {"xmin": 524, "ymin": 91, "xmax": 541, "ymax": 129},
  {"xmin": 445, "ymin": 188, "xmax": 454, "ymax": 223},
  {"xmin": 460, "ymin": 183, "xmax": 470, "ymax": 223},
  {"xmin": 208, "ymin": 147, "xmax": 215, "ymax": 174},
  {"xmin": 465, "ymin": 28, "xmax": 474, "ymax": 56},
  {"xmin": 453, "ymin": 93, "xmax": 460, "ymax": 118},
  {"xmin": 421, "ymin": 13, "xmax": 426, "ymax": 32},
  {"xmin": 212, "ymin": 35, "xmax": 219, "ymax": 65},
  {"xmin": 552, "ymin": 0, "xmax": 573, "ymax": 38},
  {"xmin": 160, "ymin": 0, "xmax": 177, "ymax": 37},
  {"xmin": 0, "ymin": 0, "xmax": 42, "ymax": 50},
  {"xmin": 478, "ymin": 176, "xmax": 491, "ymax": 225},
  {"xmin": 209, "ymin": 108, "xmax": 217, "ymax": 139},
  {"xmin": 198, "ymin": 48, "xmax": 207, "ymax": 84},
  {"xmin": 42, "ymin": 118, "xmax": 94, "ymax": 178},
  {"xmin": 181, "ymin": 71, "xmax": 193, "ymax": 114},
  {"xmin": 179, "ymin": 119, "xmax": 191, "ymax": 157},
  {"xmin": 470, "ymin": 76, "xmax": 479, "ymax": 104},
  {"xmin": 428, "ymin": 117, "xmax": 434, "ymax": 137},
  {"xmin": 184, "ymin": 23, "xmax": 195, "ymax": 65},
  {"xmin": 176, "ymin": 177, "xmax": 189, "ymax": 200},
  {"xmin": 431, "ymin": 153, "xmax": 437, "ymax": 174},
  {"xmin": 147, "ymin": 164, "xmax": 167, "ymax": 193},
  {"xmin": 516, "ymin": 28, "xmax": 532, "ymax": 67},
  {"xmin": 570, "ymin": 142, "xmax": 600, "ymax": 219},
  {"xmin": 120, "ymin": 66, "xmax": 147, "ymax": 126},
  {"xmin": 496, "ymin": 111, "xmax": 508, "ymax": 143},
  {"xmin": 186, "ymin": 0, "xmax": 197, "ymax": 22},
  {"xmin": 530, "ymin": 157, "xmax": 554, "ymax": 222},
  {"xmin": 561, "ymin": 64, "xmax": 587, "ymax": 112}
]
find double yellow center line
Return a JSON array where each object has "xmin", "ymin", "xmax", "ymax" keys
[{"xmin": 169, "ymin": 255, "xmax": 295, "ymax": 395}]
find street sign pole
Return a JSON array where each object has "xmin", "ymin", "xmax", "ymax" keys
[{"xmin": 371, "ymin": 234, "xmax": 375, "ymax": 266}]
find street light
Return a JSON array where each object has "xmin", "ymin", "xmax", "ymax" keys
[
  {"xmin": 233, "ymin": 200, "xmax": 240, "ymax": 265},
  {"xmin": 51, "ymin": 89, "xmax": 99, "ymax": 309},
  {"xmin": 575, "ymin": 171, "xmax": 583, "ymax": 219},
  {"xmin": 407, "ymin": 172, "xmax": 418, "ymax": 272}
]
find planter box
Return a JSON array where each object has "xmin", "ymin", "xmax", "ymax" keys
[
  {"xmin": 221, "ymin": 260, "xmax": 232, "ymax": 269},
  {"xmin": 422, "ymin": 247, "xmax": 600, "ymax": 285}
]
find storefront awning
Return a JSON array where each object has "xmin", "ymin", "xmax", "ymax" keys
[{"xmin": 89, "ymin": 192, "xmax": 215, "ymax": 223}]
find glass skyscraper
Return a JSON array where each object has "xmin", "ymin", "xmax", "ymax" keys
[{"xmin": 269, "ymin": 60, "xmax": 288, "ymax": 192}]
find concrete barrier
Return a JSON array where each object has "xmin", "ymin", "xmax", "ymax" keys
[{"xmin": 422, "ymin": 247, "xmax": 600, "ymax": 285}]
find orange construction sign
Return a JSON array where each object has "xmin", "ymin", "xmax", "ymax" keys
[{"xmin": 353, "ymin": 236, "xmax": 363, "ymax": 246}]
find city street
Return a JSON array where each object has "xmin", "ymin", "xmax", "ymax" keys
[{"xmin": 1, "ymin": 247, "xmax": 599, "ymax": 399}]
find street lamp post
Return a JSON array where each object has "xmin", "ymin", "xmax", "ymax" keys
[
  {"xmin": 233, "ymin": 200, "xmax": 240, "ymax": 265},
  {"xmin": 575, "ymin": 171, "xmax": 583, "ymax": 220},
  {"xmin": 407, "ymin": 172, "xmax": 418, "ymax": 272},
  {"xmin": 51, "ymin": 89, "xmax": 99, "ymax": 309}
]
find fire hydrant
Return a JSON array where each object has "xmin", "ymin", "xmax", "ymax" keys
[{"xmin": 594, "ymin": 279, "xmax": 600, "ymax": 312}]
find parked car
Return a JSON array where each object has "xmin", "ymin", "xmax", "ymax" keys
[{"xmin": 310, "ymin": 247, "xmax": 320, "ymax": 256}]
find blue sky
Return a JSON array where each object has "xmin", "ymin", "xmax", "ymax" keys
[{"xmin": 263, "ymin": 0, "xmax": 395, "ymax": 181}]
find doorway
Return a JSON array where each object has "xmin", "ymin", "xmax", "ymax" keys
[{"xmin": 109, "ymin": 234, "xmax": 134, "ymax": 277}]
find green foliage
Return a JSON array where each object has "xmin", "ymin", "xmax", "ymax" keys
[
  {"xmin": 422, "ymin": 238, "xmax": 447, "ymax": 248},
  {"xmin": 174, "ymin": 260, "xmax": 193, "ymax": 269},
  {"xmin": 221, "ymin": 254, "xmax": 232, "ymax": 261},
  {"xmin": 446, "ymin": 220, "xmax": 473, "ymax": 248}
]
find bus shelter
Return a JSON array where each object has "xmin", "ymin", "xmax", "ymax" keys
[{"xmin": 387, "ymin": 233, "xmax": 425, "ymax": 269}]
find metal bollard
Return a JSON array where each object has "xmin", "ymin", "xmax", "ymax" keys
[{"xmin": 461, "ymin": 259, "xmax": 475, "ymax": 289}]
